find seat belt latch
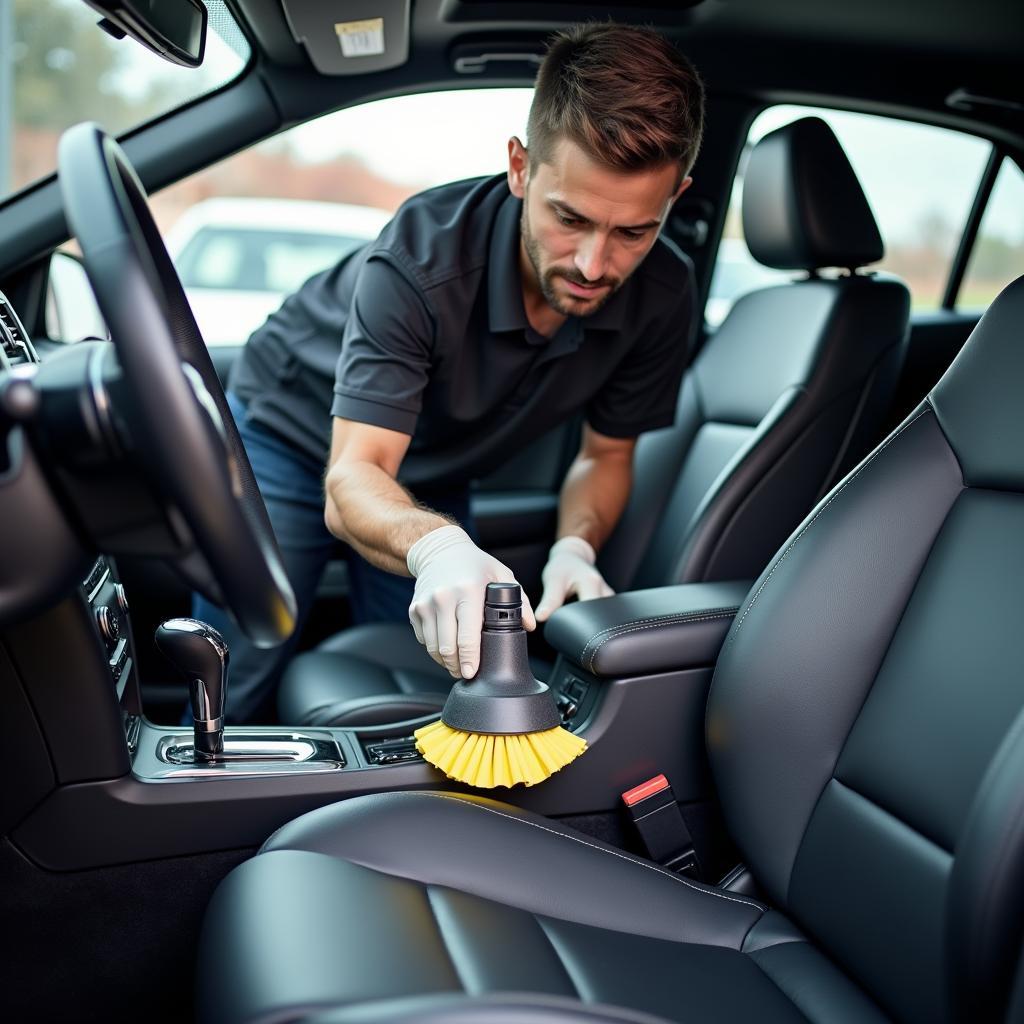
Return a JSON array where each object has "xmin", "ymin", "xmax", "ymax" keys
[{"xmin": 622, "ymin": 774, "xmax": 700, "ymax": 877}]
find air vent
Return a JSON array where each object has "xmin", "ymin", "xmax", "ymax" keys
[{"xmin": 0, "ymin": 293, "xmax": 39, "ymax": 366}]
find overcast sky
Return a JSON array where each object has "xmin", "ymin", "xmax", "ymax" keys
[{"xmin": 284, "ymin": 89, "xmax": 534, "ymax": 190}]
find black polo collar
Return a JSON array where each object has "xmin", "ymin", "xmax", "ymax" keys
[
  {"xmin": 487, "ymin": 190, "xmax": 630, "ymax": 337},
  {"xmin": 487, "ymin": 193, "xmax": 526, "ymax": 333}
]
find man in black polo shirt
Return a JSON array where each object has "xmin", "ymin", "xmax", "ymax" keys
[{"xmin": 208, "ymin": 22, "xmax": 704, "ymax": 721}]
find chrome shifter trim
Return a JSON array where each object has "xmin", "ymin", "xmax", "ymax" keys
[
  {"xmin": 155, "ymin": 617, "xmax": 230, "ymax": 761},
  {"xmin": 163, "ymin": 617, "xmax": 229, "ymax": 659},
  {"xmin": 192, "ymin": 715, "xmax": 224, "ymax": 733},
  {"xmin": 141, "ymin": 730, "xmax": 346, "ymax": 781}
]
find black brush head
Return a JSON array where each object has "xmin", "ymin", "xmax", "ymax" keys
[{"xmin": 440, "ymin": 583, "xmax": 561, "ymax": 734}]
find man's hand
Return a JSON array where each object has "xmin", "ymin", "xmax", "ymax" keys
[
  {"xmin": 407, "ymin": 525, "xmax": 536, "ymax": 679},
  {"xmin": 535, "ymin": 536, "xmax": 615, "ymax": 622}
]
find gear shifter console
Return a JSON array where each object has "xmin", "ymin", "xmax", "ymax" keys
[
  {"xmin": 150, "ymin": 618, "xmax": 345, "ymax": 776},
  {"xmin": 154, "ymin": 617, "xmax": 228, "ymax": 761}
]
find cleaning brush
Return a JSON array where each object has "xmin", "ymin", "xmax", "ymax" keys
[{"xmin": 415, "ymin": 582, "xmax": 587, "ymax": 787}]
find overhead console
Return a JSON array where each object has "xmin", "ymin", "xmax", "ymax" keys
[{"xmin": 282, "ymin": 0, "xmax": 410, "ymax": 74}]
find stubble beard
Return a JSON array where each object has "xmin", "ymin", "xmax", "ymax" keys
[{"xmin": 520, "ymin": 206, "xmax": 620, "ymax": 318}]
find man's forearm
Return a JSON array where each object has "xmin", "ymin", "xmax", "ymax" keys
[
  {"xmin": 556, "ymin": 450, "xmax": 633, "ymax": 551},
  {"xmin": 324, "ymin": 461, "xmax": 451, "ymax": 575}
]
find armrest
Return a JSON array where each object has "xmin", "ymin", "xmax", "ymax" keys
[{"xmin": 544, "ymin": 581, "xmax": 752, "ymax": 678}]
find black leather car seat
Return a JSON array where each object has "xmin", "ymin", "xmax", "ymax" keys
[
  {"xmin": 277, "ymin": 116, "xmax": 911, "ymax": 728},
  {"xmin": 200, "ymin": 276, "xmax": 1024, "ymax": 1024}
]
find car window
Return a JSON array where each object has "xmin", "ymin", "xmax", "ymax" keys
[
  {"xmin": 154, "ymin": 88, "xmax": 533, "ymax": 346},
  {"xmin": 709, "ymin": 105, "xmax": 993, "ymax": 323},
  {"xmin": 4, "ymin": 0, "xmax": 249, "ymax": 202},
  {"xmin": 958, "ymin": 158, "xmax": 1024, "ymax": 311},
  {"xmin": 263, "ymin": 237, "xmax": 366, "ymax": 293},
  {"xmin": 175, "ymin": 227, "xmax": 368, "ymax": 293}
]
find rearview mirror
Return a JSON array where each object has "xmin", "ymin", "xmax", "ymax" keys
[{"xmin": 84, "ymin": 0, "xmax": 207, "ymax": 68}]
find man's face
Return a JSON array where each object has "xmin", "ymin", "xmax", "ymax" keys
[{"xmin": 508, "ymin": 136, "xmax": 691, "ymax": 318}]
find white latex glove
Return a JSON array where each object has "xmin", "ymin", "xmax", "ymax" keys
[
  {"xmin": 535, "ymin": 536, "xmax": 615, "ymax": 622},
  {"xmin": 407, "ymin": 524, "xmax": 536, "ymax": 679}
]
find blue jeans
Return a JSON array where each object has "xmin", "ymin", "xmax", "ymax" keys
[{"xmin": 190, "ymin": 392, "xmax": 471, "ymax": 724}]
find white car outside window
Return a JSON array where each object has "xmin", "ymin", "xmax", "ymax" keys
[{"xmin": 165, "ymin": 197, "xmax": 391, "ymax": 347}]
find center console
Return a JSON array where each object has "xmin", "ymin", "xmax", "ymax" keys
[{"xmin": 5, "ymin": 568, "xmax": 753, "ymax": 872}]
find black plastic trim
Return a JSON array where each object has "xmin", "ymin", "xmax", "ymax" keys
[{"xmin": 942, "ymin": 146, "xmax": 1002, "ymax": 310}]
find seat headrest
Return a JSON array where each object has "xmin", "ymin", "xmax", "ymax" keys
[
  {"xmin": 741, "ymin": 117, "xmax": 884, "ymax": 271},
  {"xmin": 930, "ymin": 274, "xmax": 1024, "ymax": 491}
]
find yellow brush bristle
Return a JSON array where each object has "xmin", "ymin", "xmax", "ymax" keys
[{"xmin": 414, "ymin": 719, "xmax": 587, "ymax": 788}]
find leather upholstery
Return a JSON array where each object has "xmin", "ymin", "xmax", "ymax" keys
[
  {"xmin": 705, "ymin": 276, "xmax": 1024, "ymax": 1024},
  {"xmin": 203, "ymin": 276, "xmax": 1024, "ymax": 1024},
  {"xmin": 305, "ymin": 993, "xmax": 698, "ymax": 1023},
  {"xmin": 741, "ymin": 117, "xmax": 884, "ymax": 270},
  {"xmin": 707, "ymin": 406, "xmax": 964, "ymax": 905},
  {"xmin": 601, "ymin": 274, "xmax": 907, "ymax": 592},
  {"xmin": 543, "ymin": 580, "xmax": 751, "ymax": 677},
  {"xmin": 931, "ymin": 278, "xmax": 1024, "ymax": 490},
  {"xmin": 276, "ymin": 624, "xmax": 451, "ymax": 726},
  {"xmin": 200, "ymin": 793, "xmax": 887, "ymax": 1024},
  {"xmin": 277, "ymin": 117, "xmax": 909, "ymax": 728}
]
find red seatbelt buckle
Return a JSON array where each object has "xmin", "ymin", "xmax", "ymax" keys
[{"xmin": 621, "ymin": 774, "xmax": 699, "ymax": 876}]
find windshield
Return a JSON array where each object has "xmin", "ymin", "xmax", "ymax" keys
[{"xmin": 1, "ymin": 0, "xmax": 250, "ymax": 202}]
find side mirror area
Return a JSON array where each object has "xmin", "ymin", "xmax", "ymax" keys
[{"xmin": 45, "ymin": 250, "xmax": 109, "ymax": 344}]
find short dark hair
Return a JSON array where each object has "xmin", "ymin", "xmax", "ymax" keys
[{"xmin": 527, "ymin": 23, "xmax": 705, "ymax": 179}]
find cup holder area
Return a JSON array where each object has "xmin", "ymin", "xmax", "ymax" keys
[{"xmin": 363, "ymin": 735, "xmax": 423, "ymax": 766}]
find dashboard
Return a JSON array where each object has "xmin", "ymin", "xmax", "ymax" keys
[
  {"xmin": 83, "ymin": 556, "xmax": 133, "ymax": 695},
  {"xmin": 0, "ymin": 289, "xmax": 143, "ymax": 841},
  {"xmin": 0, "ymin": 291, "xmax": 38, "ymax": 366},
  {"xmin": 82, "ymin": 554, "xmax": 142, "ymax": 758}
]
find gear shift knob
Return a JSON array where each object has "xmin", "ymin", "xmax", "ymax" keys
[{"xmin": 155, "ymin": 618, "xmax": 229, "ymax": 761}]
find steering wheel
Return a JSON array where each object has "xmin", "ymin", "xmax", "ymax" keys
[{"xmin": 57, "ymin": 123, "xmax": 296, "ymax": 647}]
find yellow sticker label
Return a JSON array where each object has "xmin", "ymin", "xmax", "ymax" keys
[{"xmin": 335, "ymin": 18, "xmax": 385, "ymax": 58}]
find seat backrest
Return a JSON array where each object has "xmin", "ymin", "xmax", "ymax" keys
[
  {"xmin": 708, "ymin": 275, "xmax": 1024, "ymax": 1024},
  {"xmin": 599, "ymin": 117, "xmax": 909, "ymax": 591}
]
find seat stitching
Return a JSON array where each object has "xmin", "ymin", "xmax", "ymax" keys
[
  {"xmin": 728, "ymin": 407, "xmax": 932, "ymax": 644},
  {"xmin": 586, "ymin": 612, "xmax": 738, "ymax": 673},
  {"xmin": 413, "ymin": 792, "xmax": 765, "ymax": 912},
  {"xmin": 579, "ymin": 606, "xmax": 740, "ymax": 666},
  {"xmin": 579, "ymin": 607, "xmax": 739, "ymax": 660}
]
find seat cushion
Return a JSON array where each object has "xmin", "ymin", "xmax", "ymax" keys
[
  {"xmin": 278, "ymin": 624, "xmax": 551, "ymax": 727},
  {"xmin": 199, "ymin": 792, "xmax": 888, "ymax": 1024},
  {"xmin": 277, "ymin": 624, "xmax": 452, "ymax": 726}
]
